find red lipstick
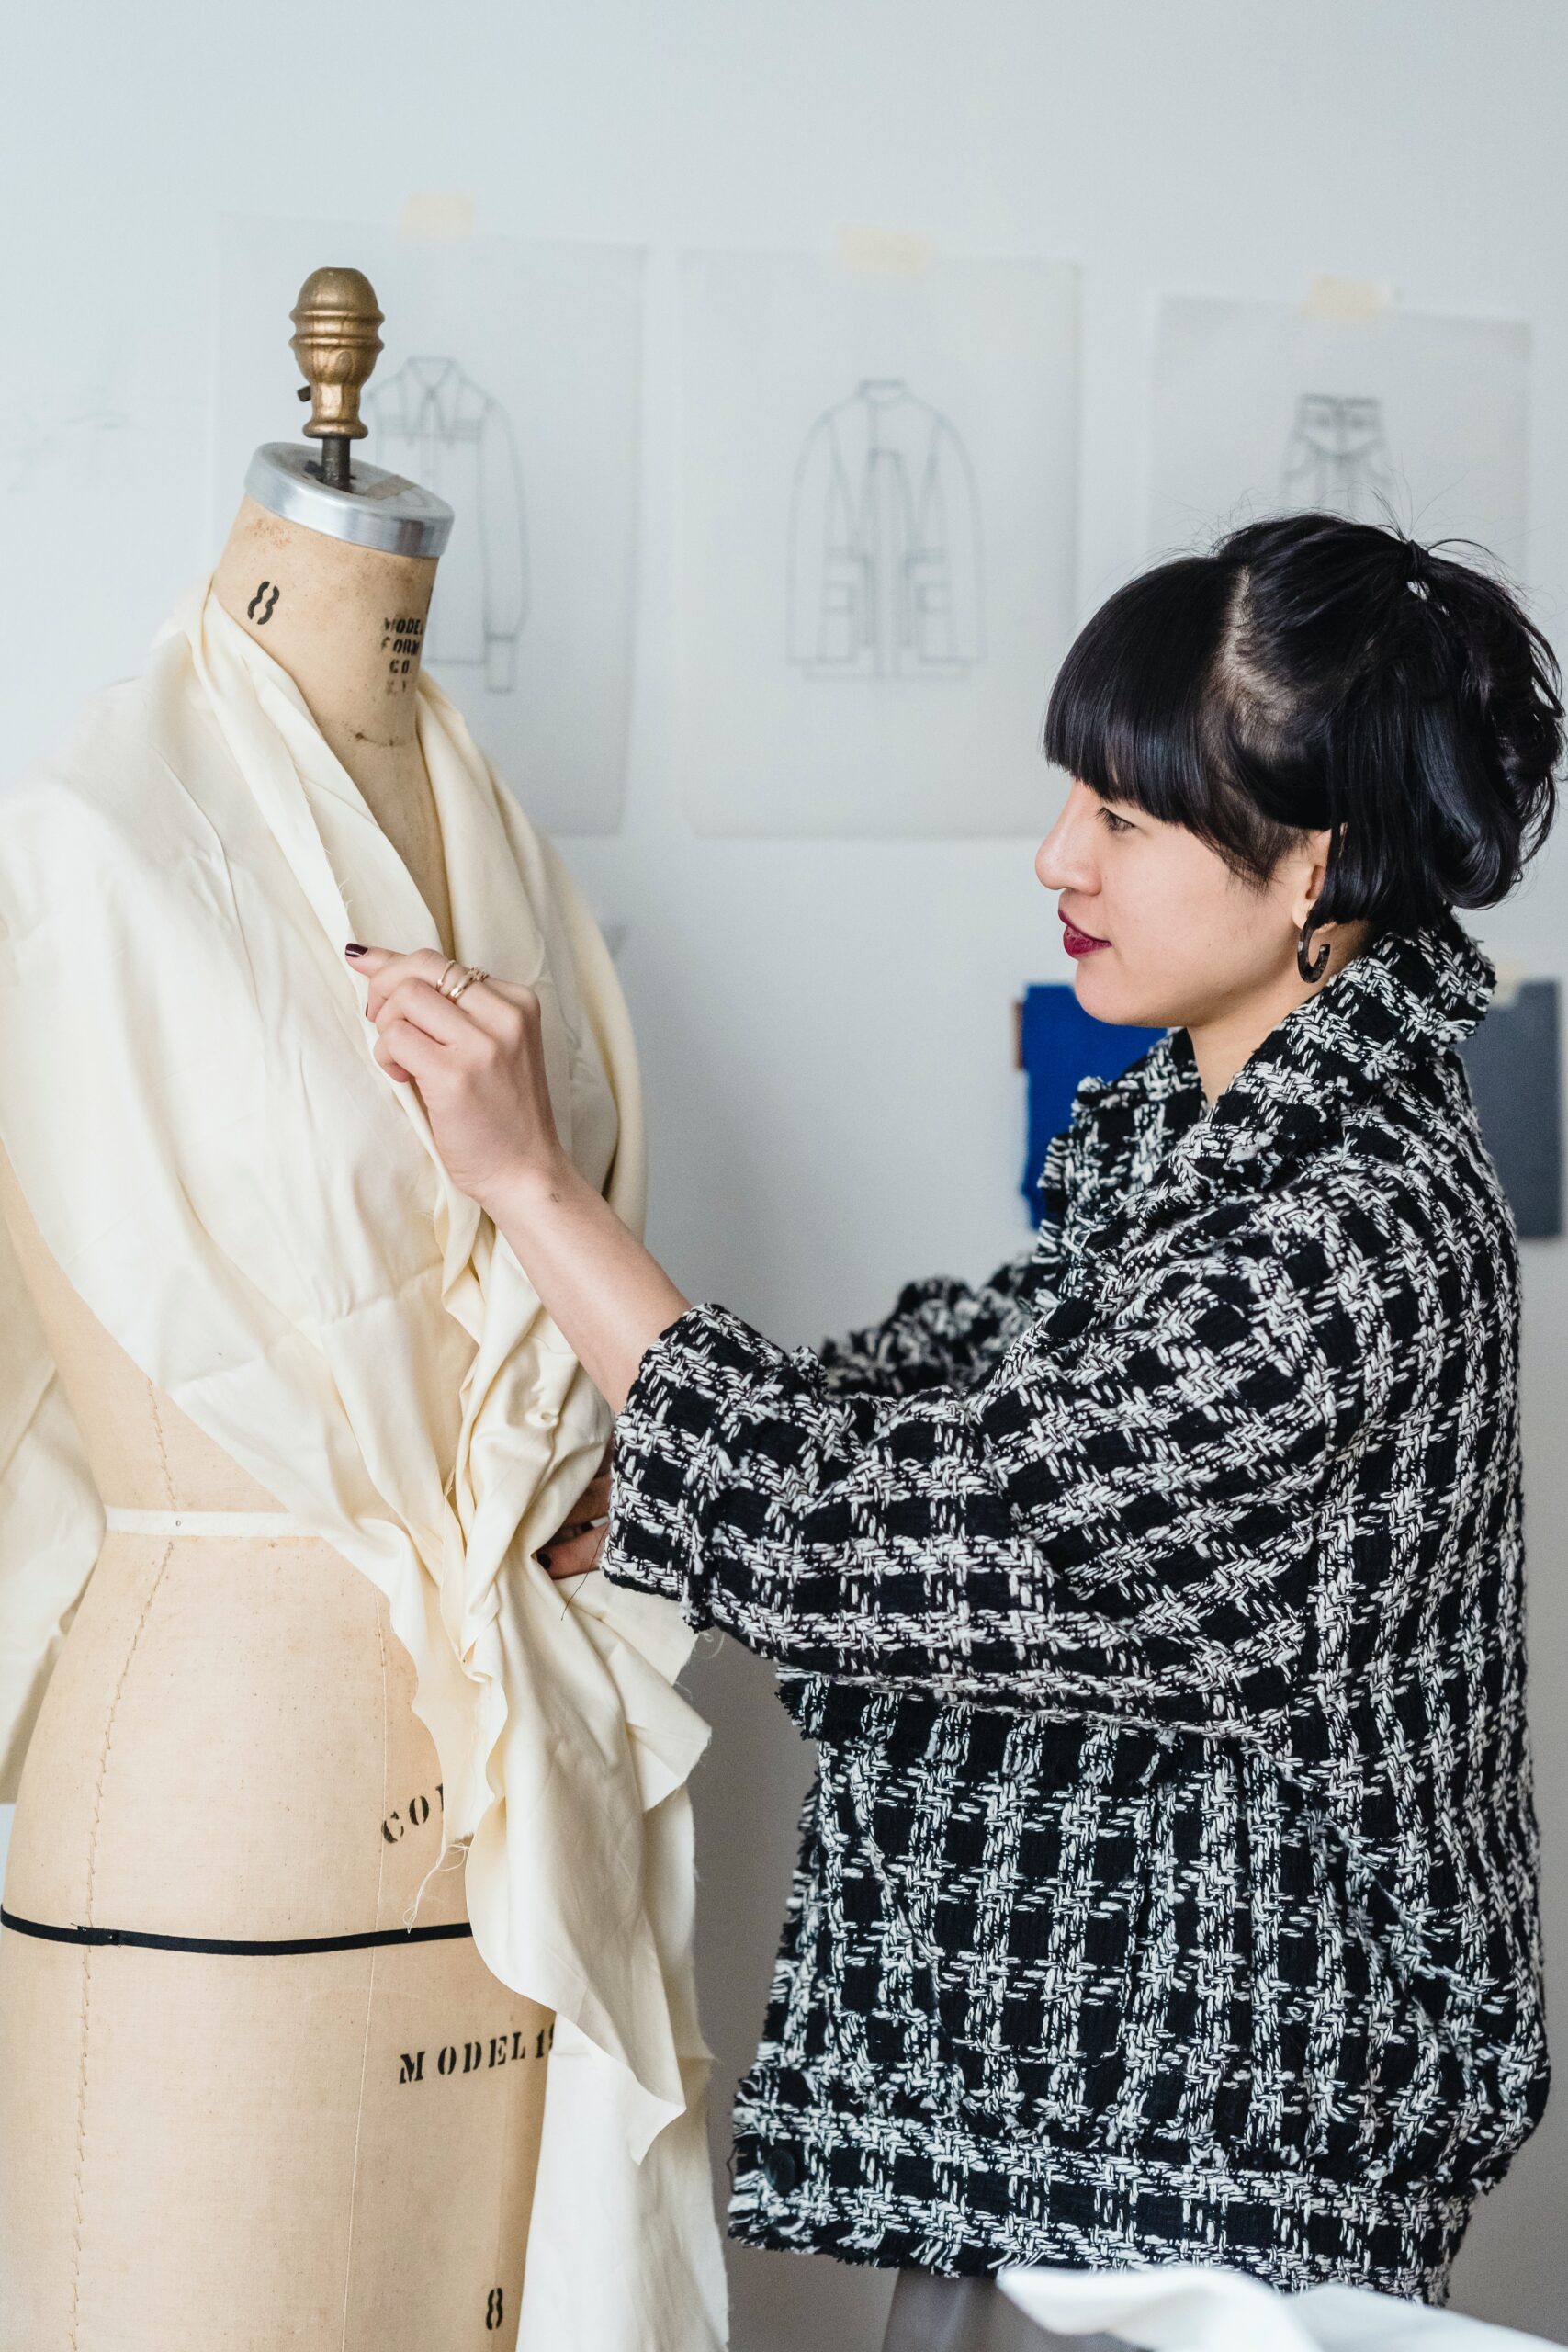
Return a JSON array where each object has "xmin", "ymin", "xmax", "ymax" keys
[{"xmin": 1060, "ymin": 910, "xmax": 1109, "ymax": 957}]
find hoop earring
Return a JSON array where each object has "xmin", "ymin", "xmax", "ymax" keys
[{"xmin": 1297, "ymin": 916, "xmax": 1331, "ymax": 985}]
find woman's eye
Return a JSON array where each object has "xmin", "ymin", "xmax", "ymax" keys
[{"xmin": 1098, "ymin": 806, "xmax": 1134, "ymax": 834}]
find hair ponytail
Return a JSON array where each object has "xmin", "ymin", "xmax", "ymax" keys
[{"xmin": 1393, "ymin": 536, "xmax": 1562, "ymax": 910}]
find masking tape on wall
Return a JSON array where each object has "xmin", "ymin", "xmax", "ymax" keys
[
  {"xmin": 1302, "ymin": 272, "xmax": 1394, "ymax": 323},
  {"xmin": 400, "ymin": 191, "xmax": 477, "ymax": 241},
  {"xmin": 836, "ymin": 224, "xmax": 936, "ymax": 278}
]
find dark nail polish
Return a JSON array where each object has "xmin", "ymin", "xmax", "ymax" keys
[
  {"xmin": 344, "ymin": 943, "xmax": 367, "ymax": 956},
  {"xmin": 537, "ymin": 1549, "xmax": 554, "ymax": 1571}
]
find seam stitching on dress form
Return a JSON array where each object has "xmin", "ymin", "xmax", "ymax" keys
[
  {"xmin": 338, "ymin": 1592, "xmax": 390, "ymax": 2351},
  {"xmin": 70, "ymin": 1377, "xmax": 178, "ymax": 2341},
  {"xmin": 66, "ymin": 1951, "xmax": 91, "ymax": 2349},
  {"xmin": 69, "ymin": 1527, "xmax": 177, "ymax": 2348},
  {"xmin": 491, "ymin": 1984, "xmax": 513, "ymax": 2331},
  {"xmin": 147, "ymin": 1374, "xmax": 177, "ymax": 1513}
]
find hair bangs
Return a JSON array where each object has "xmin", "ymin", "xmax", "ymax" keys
[
  {"xmin": 1043, "ymin": 556, "xmax": 1311, "ymax": 890},
  {"xmin": 1043, "ymin": 560, "xmax": 1232, "ymax": 832}
]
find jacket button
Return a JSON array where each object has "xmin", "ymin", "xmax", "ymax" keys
[{"xmin": 761, "ymin": 2147, "xmax": 797, "ymax": 2193}]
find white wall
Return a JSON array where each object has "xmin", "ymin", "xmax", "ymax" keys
[{"xmin": 3, "ymin": 5, "xmax": 1565, "ymax": 2344}]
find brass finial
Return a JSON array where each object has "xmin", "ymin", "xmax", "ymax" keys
[{"xmin": 288, "ymin": 266, "xmax": 384, "ymax": 490}]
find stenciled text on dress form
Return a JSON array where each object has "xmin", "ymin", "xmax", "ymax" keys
[
  {"xmin": 0, "ymin": 267, "xmax": 547, "ymax": 2352},
  {"xmin": 209, "ymin": 502, "xmax": 456, "ymax": 961}
]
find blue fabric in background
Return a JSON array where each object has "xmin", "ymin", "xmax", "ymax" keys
[{"xmin": 1020, "ymin": 984, "xmax": 1165, "ymax": 1227}]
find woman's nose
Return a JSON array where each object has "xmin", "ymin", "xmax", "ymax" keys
[{"xmin": 1035, "ymin": 786, "xmax": 1097, "ymax": 893}]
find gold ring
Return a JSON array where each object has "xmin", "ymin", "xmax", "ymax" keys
[
  {"xmin": 435, "ymin": 957, "xmax": 460, "ymax": 997},
  {"xmin": 447, "ymin": 966, "xmax": 489, "ymax": 1005}
]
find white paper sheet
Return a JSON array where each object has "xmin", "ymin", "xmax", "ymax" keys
[
  {"xmin": 214, "ymin": 214, "xmax": 645, "ymax": 836},
  {"xmin": 1147, "ymin": 295, "xmax": 1530, "ymax": 579},
  {"xmin": 678, "ymin": 247, "xmax": 1081, "ymax": 836}
]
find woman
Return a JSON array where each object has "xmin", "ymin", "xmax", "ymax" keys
[{"xmin": 345, "ymin": 511, "xmax": 1558, "ymax": 2336}]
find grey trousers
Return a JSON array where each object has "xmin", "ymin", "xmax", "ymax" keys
[{"xmin": 878, "ymin": 2268, "xmax": 1128, "ymax": 2352}]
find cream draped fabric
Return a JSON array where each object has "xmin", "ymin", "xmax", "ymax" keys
[{"xmin": 0, "ymin": 578, "xmax": 728, "ymax": 2351}]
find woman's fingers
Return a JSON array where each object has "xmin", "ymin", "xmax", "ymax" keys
[
  {"xmin": 538, "ymin": 1522, "xmax": 606, "ymax": 1581},
  {"xmin": 347, "ymin": 944, "xmax": 538, "ymax": 1044},
  {"xmin": 445, "ymin": 980, "xmax": 539, "ymax": 1060},
  {"xmin": 576, "ymin": 1458, "xmax": 612, "ymax": 1520},
  {"xmin": 535, "ymin": 1441, "xmax": 615, "ymax": 1580},
  {"xmin": 345, "ymin": 941, "xmax": 560, "ymax": 1207},
  {"xmin": 373, "ymin": 1014, "xmax": 445, "ymax": 1085},
  {"xmin": 378, "ymin": 975, "xmax": 484, "ymax": 1050},
  {"xmin": 347, "ymin": 944, "xmax": 449, "ymax": 1019}
]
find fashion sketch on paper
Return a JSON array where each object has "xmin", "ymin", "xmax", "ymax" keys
[
  {"xmin": 1280, "ymin": 393, "xmax": 1400, "ymax": 523},
  {"xmin": 787, "ymin": 378, "xmax": 985, "ymax": 680},
  {"xmin": 367, "ymin": 356, "xmax": 529, "ymax": 692}
]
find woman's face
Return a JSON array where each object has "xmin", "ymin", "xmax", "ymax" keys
[{"xmin": 1034, "ymin": 777, "xmax": 1319, "ymax": 1033}]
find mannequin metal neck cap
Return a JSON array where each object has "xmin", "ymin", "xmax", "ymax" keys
[{"xmin": 244, "ymin": 443, "xmax": 453, "ymax": 560}]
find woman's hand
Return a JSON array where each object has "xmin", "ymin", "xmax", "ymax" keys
[
  {"xmin": 343, "ymin": 939, "xmax": 692, "ymax": 1416},
  {"xmin": 345, "ymin": 944, "xmax": 562, "ymax": 1211},
  {"xmin": 536, "ymin": 1441, "xmax": 612, "ymax": 1582}
]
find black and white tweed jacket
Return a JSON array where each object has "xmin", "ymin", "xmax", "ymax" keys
[{"xmin": 599, "ymin": 912, "xmax": 1551, "ymax": 2304}]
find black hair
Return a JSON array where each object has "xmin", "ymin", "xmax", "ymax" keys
[{"xmin": 1041, "ymin": 510, "xmax": 1563, "ymax": 935}]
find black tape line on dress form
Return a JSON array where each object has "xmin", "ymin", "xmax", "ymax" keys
[{"xmin": 0, "ymin": 1905, "xmax": 475, "ymax": 1958}]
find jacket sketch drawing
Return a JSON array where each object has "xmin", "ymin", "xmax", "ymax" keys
[{"xmin": 788, "ymin": 378, "xmax": 984, "ymax": 680}]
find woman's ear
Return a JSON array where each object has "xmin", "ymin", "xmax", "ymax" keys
[{"xmin": 1284, "ymin": 823, "xmax": 1346, "ymax": 931}]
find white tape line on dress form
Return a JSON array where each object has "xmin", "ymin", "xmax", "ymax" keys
[{"xmin": 103, "ymin": 1506, "xmax": 316, "ymax": 1539}]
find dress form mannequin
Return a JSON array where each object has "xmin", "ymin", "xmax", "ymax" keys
[{"xmin": 0, "ymin": 272, "xmax": 550, "ymax": 2349}]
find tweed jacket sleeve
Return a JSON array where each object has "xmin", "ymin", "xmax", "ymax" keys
[
  {"xmin": 600, "ymin": 1199, "xmax": 1387, "ymax": 1741},
  {"xmin": 814, "ymin": 1233, "xmax": 1057, "ymax": 1397}
]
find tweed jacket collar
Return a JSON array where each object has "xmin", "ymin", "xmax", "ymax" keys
[{"xmin": 1044, "ymin": 910, "xmax": 1496, "ymax": 1241}]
